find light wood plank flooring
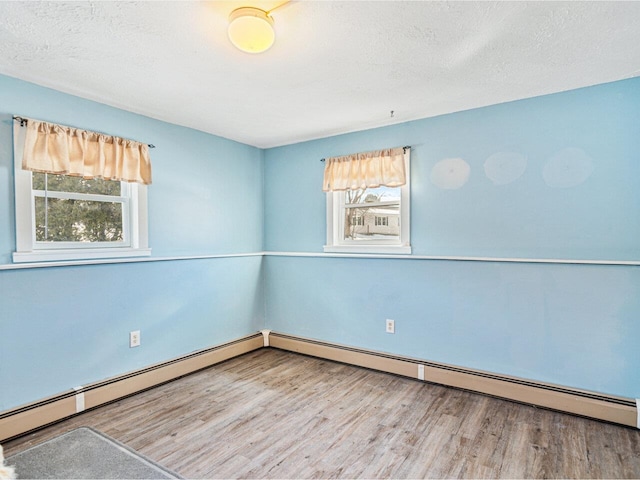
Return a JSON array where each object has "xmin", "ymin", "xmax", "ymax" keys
[{"xmin": 4, "ymin": 348, "xmax": 640, "ymax": 478}]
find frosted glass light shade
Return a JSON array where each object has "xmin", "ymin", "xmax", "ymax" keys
[{"xmin": 228, "ymin": 7, "xmax": 275, "ymax": 54}]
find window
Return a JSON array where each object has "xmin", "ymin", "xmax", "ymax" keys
[
  {"xmin": 375, "ymin": 216, "xmax": 389, "ymax": 227},
  {"xmin": 13, "ymin": 120, "xmax": 150, "ymax": 263},
  {"xmin": 324, "ymin": 147, "xmax": 410, "ymax": 254}
]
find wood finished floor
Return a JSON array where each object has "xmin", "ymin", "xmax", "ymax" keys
[{"xmin": 4, "ymin": 348, "xmax": 640, "ymax": 479}]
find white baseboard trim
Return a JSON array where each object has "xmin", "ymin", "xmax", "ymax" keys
[
  {"xmin": 268, "ymin": 332, "xmax": 638, "ymax": 429},
  {"xmin": 0, "ymin": 333, "xmax": 264, "ymax": 442}
]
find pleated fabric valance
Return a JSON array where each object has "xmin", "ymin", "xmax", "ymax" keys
[
  {"xmin": 322, "ymin": 147, "xmax": 406, "ymax": 192},
  {"xmin": 21, "ymin": 118, "xmax": 152, "ymax": 185}
]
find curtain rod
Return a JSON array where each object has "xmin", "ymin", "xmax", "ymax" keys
[
  {"xmin": 320, "ymin": 145, "xmax": 410, "ymax": 162},
  {"xmin": 12, "ymin": 116, "xmax": 156, "ymax": 149}
]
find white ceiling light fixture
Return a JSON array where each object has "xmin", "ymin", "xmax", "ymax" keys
[{"xmin": 228, "ymin": 7, "xmax": 276, "ymax": 54}]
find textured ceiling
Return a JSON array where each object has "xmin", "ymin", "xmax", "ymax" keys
[{"xmin": 0, "ymin": 1, "xmax": 639, "ymax": 148}]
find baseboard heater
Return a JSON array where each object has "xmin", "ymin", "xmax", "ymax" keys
[
  {"xmin": 0, "ymin": 333, "xmax": 264, "ymax": 442},
  {"xmin": 1, "ymin": 331, "xmax": 637, "ymax": 442},
  {"xmin": 268, "ymin": 331, "xmax": 638, "ymax": 429}
]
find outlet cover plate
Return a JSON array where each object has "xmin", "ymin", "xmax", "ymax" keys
[
  {"xmin": 386, "ymin": 319, "xmax": 395, "ymax": 334},
  {"xmin": 130, "ymin": 330, "xmax": 141, "ymax": 348}
]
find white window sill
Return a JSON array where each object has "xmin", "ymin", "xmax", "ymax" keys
[
  {"xmin": 13, "ymin": 248, "xmax": 152, "ymax": 264},
  {"xmin": 323, "ymin": 244, "xmax": 412, "ymax": 255}
]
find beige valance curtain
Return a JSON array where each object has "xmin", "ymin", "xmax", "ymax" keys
[
  {"xmin": 322, "ymin": 147, "xmax": 406, "ymax": 192},
  {"xmin": 22, "ymin": 119, "xmax": 152, "ymax": 185}
]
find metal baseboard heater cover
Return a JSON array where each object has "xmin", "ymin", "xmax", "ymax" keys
[
  {"xmin": 268, "ymin": 332, "xmax": 638, "ymax": 429},
  {"xmin": 0, "ymin": 333, "xmax": 264, "ymax": 442},
  {"xmin": 1, "ymin": 330, "xmax": 637, "ymax": 442}
]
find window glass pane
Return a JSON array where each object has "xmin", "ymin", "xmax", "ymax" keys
[
  {"xmin": 32, "ymin": 173, "xmax": 122, "ymax": 196},
  {"xmin": 345, "ymin": 186, "xmax": 401, "ymax": 205},
  {"xmin": 35, "ymin": 197, "xmax": 124, "ymax": 242},
  {"xmin": 343, "ymin": 204, "xmax": 400, "ymax": 241}
]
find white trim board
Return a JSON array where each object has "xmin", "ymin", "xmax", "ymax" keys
[
  {"xmin": 0, "ymin": 252, "xmax": 264, "ymax": 271},
  {"xmin": 3, "ymin": 251, "xmax": 640, "ymax": 270},
  {"xmin": 264, "ymin": 251, "xmax": 640, "ymax": 266}
]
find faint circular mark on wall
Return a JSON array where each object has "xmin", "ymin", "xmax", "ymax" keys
[
  {"xmin": 484, "ymin": 151, "xmax": 527, "ymax": 185},
  {"xmin": 543, "ymin": 147, "xmax": 594, "ymax": 188},
  {"xmin": 430, "ymin": 158, "xmax": 471, "ymax": 190}
]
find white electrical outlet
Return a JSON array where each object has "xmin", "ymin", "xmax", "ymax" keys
[
  {"xmin": 130, "ymin": 330, "xmax": 141, "ymax": 348},
  {"xmin": 385, "ymin": 319, "xmax": 395, "ymax": 334}
]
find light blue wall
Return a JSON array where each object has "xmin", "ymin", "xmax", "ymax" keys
[
  {"xmin": 0, "ymin": 257, "xmax": 263, "ymax": 409},
  {"xmin": 0, "ymin": 75, "xmax": 265, "ymax": 411},
  {"xmin": 265, "ymin": 78, "xmax": 640, "ymax": 260},
  {"xmin": 264, "ymin": 77, "xmax": 640, "ymax": 398},
  {"xmin": 265, "ymin": 256, "xmax": 640, "ymax": 397},
  {"xmin": 0, "ymin": 75, "xmax": 264, "ymax": 260},
  {"xmin": 2, "ymin": 73, "xmax": 639, "ymax": 411}
]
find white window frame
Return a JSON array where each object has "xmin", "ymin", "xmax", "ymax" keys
[
  {"xmin": 13, "ymin": 122, "xmax": 151, "ymax": 263},
  {"xmin": 324, "ymin": 149, "xmax": 411, "ymax": 255}
]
